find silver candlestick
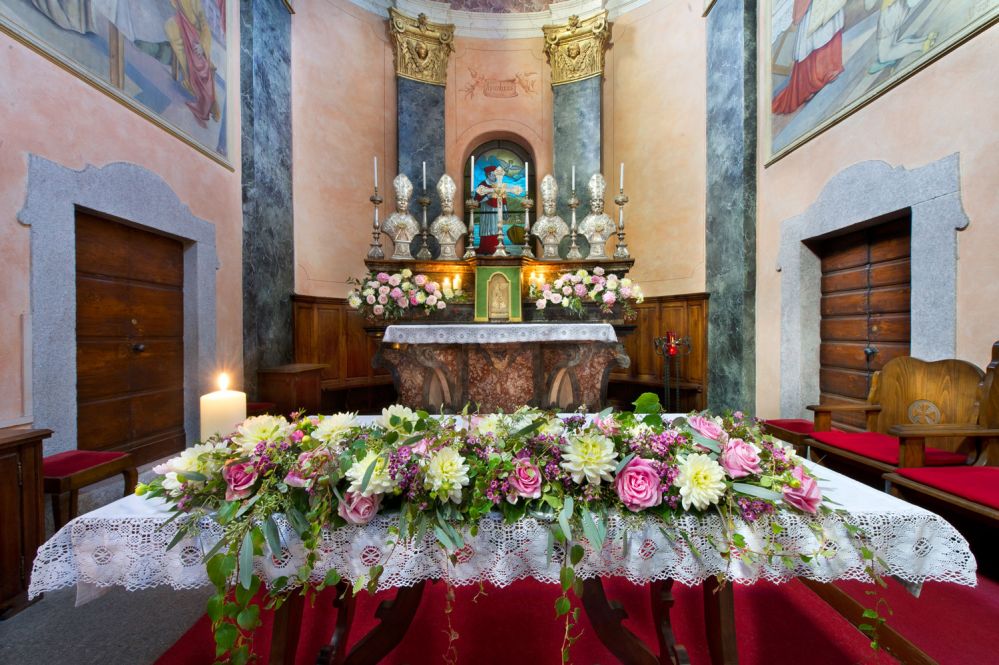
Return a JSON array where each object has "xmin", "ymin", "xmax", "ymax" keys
[
  {"xmin": 566, "ymin": 188, "xmax": 582, "ymax": 260},
  {"xmin": 613, "ymin": 188, "xmax": 630, "ymax": 259},
  {"xmin": 521, "ymin": 197, "xmax": 535, "ymax": 258},
  {"xmin": 416, "ymin": 191, "xmax": 432, "ymax": 260},
  {"xmin": 463, "ymin": 198, "xmax": 478, "ymax": 259},
  {"xmin": 492, "ymin": 196, "xmax": 509, "ymax": 257},
  {"xmin": 367, "ymin": 186, "xmax": 385, "ymax": 259}
]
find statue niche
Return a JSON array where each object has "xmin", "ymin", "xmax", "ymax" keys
[{"xmin": 487, "ymin": 273, "xmax": 511, "ymax": 321}]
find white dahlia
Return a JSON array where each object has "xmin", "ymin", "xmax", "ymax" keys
[
  {"xmin": 379, "ymin": 404, "xmax": 418, "ymax": 432},
  {"xmin": 346, "ymin": 451, "xmax": 396, "ymax": 497},
  {"xmin": 313, "ymin": 412, "xmax": 358, "ymax": 445},
  {"xmin": 231, "ymin": 415, "xmax": 292, "ymax": 454},
  {"xmin": 561, "ymin": 433, "xmax": 618, "ymax": 485},
  {"xmin": 674, "ymin": 454, "xmax": 726, "ymax": 511},
  {"xmin": 425, "ymin": 447, "xmax": 470, "ymax": 503}
]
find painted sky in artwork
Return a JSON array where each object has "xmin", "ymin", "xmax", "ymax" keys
[
  {"xmin": 769, "ymin": 0, "xmax": 999, "ymax": 157},
  {"xmin": 0, "ymin": 0, "xmax": 229, "ymax": 158}
]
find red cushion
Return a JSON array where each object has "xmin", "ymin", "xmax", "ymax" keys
[
  {"xmin": 765, "ymin": 419, "xmax": 814, "ymax": 434},
  {"xmin": 895, "ymin": 466, "xmax": 999, "ymax": 511},
  {"xmin": 810, "ymin": 431, "xmax": 967, "ymax": 466},
  {"xmin": 43, "ymin": 450, "xmax": 130, "ymax": 478}
]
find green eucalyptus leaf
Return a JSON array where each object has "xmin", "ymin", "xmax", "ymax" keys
[
  {"xmin": 731, "ymin": 482, "xmax": 782, "ymax": 502},
  {"xmin": 238, "ymin": 531, "xmax": 255, "ymax": 589},
  {"xmin": 263, "ymin": 516, "xmax": 282, "ymax": 556},
  {"xmin": 614, "ymin": 452, "xmax": 636, "ymax": 475}
]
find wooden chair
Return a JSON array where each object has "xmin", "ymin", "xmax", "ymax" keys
[
  {"xmin": 43, "ymin": 450, "xmax": 138, "ymax": 529},
  {"xmin": 884, "ymin": 343, "xmax": 999, "ymax": 524},
  {"xmin": 761, "ymin": 418, "xmax": 823, "ymax": 454},
  {"xmin": 803, "ymin": 354, "xmax": 987, "ymax": 487}
]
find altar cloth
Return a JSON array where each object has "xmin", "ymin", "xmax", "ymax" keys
[
  {"xmin": 382, "ymin": 323, "xmax": 618, "ymax": 345},
  {"xmin": 28, "ymin": 460, "xmax": 976, "ymax": 602}
]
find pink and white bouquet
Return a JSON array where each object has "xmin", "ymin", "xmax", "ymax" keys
[
  {"xmin": 347, "ymin": 269, "xmax": 449, "ymax": 320},
  {"xmin": 529, "ymin": 266, "xmax": 644, "ymax": 320}
]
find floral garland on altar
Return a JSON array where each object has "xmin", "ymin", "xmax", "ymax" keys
[
  {"xmin": 528, "ymin": 267, "xmax": 644, "ymax": 320},
  {"xmin": 347, "ymin": 269, "xmax": 451, "ymax": 320},
  {"xmin": 140, "ymin": 394, "xmax": 882, "ymax": 663}
]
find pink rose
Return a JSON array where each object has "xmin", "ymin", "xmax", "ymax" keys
[
  {"xmin": 388, "ymin": 274, "xmax": 401, "ymax": 286},
  {"xmin": 620, "ymin": 286, "xmax": 632, "ymax": 299},
  {"xmin": 376, "ymin": 272, "xmax": 390, "ymax": 283},
  {"xmin": 373, "ymin": 304, "xmax": 384, "ymax": 316},
  {"xmin": 414, "ymin": 274, "xmax": 427, "ymax": 287},
  {"xmin": 614, "ymin": 457, "xmax": 662, "ymax": 512},
  {"xmin": 507, "ymin": 458, "xmax": 543, "ymax": 503},
  {"xmin": 396, "ymin": 297, "xmax": 409, "ymax": 308},
  {"xmin": 593, "ymin": 266, "xmax": 605, "ymax": 276},
  {"xmin": 222, "ymin": 460, "xmax": 258, "ymax": 501},
  {"xmin": 436, "ymin": 300, "xmax": 446, "ymax": 309},
  {"xmin": 536, "ymin": 298, "xmax": 547, "ymax": 310},
  {"xmin": 783, "ymin": 466, "xmax": 821, "ymax": 514},
  {"xmin": 720, "ymin": 438, "xmax": 762, "ymax": 478},
  {"xmin": 284, "ymin": 468, "xmax": 310, "ymax": 488},
  {"xmin": 409, "ymin": 438, "xmax": 431, "ymax": 456},
  {"xmin": 378, "ymin": 285, "xmax": 389, "ymax": 295},
  {"xmin": 390, "ymin": 287, "xmax": 403, "ymax": 299},
  {"xmin": 377, "ymin": 294, "xmax": 388, "ymax": 305},
  {"xmin": 365, "ymin": 294, "xmax": 376, "ymax": 305},
  {"xmin": 541, "ymin": 283, "xmax": 551, "ymax": 292},
  {"xmin": 338, "ymin": 492, "xmax": 382, "ymax": 525},
  {"xmin": 574, "ymin": 283, "xmax": 588, "ymax": 297},
  {"xmin": 594, "ymin": 414, "xmax": 620, "ymax": 436},
  {"xmin": 410, "ymin": 295, "xmax": 419, "ymax": 305},
  {"xmin": 687, "ymin": 415, "xmax": 726, "ymax": 441},
  {"xmin": 602, "ymin": 291, "xmax": 616, "ymax": 305}
]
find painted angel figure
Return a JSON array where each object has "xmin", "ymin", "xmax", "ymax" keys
[
  {"xmin": 532, "ymin": 175, "xmax": 569, "ymax": 260},
  {"xmin": 430, "ymin": 175, "xmax": 465, "ymax": 261},
  {"xmin": 579, "ymin": 173, "xmax": 614, "ymax": 259},
  {"xmin": 382, "ymin": 174, "xmax": 420, "ymax": 260}
]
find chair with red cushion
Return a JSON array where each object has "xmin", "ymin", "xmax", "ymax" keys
[
  {"xmin": 43, "ymin": 450, "xmax": 138, "ymax": 529},
  {"xmin": 804, "ymin": 353, "xmax": 988, "ymax": 488},
  {"xmin": 762, "ymin": 418, "xmax": 822, "ymax": 454}
]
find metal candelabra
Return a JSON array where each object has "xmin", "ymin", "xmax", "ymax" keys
[
  {"xmin": 566, "ymin": 188, "xmax": 582, "ymax": 260},
  {"xmin": 416, "ymin": 190, "xmax": 432, "ymax": 260},
  {"xmin": 613, "ymin": 187, "xmax": 630, "ymax": 259},
  {"xmin": 463, "ymin": 198, "xmax": 478, "ymax": 259},
  {"xmin": 521, "ymin": 197, "xmax": 535, "ymax": 258},
  {"xmin": 654, "ymin": 333, "xmax": 692, "ymax": 413},
  {"xmin": 493, "ymin": 202, "xmax": 509, "ymax": 257},
  {"xmin": 366, "ymin": 186, "xmax": 385, "ymax": 259}
]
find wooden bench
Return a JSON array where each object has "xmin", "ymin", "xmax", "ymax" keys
[
  {"xmin": 761, "ymin": 418, "xmax": 821, "ymax": 454},
  {"xmin": 803, "ymin": 354, "xmax": 986, "ymax": 488},
  {"xmin": 43, "ymin": 450, "xmax": 138, "ymax": 529}
]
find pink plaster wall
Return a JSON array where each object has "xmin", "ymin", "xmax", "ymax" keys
[
  {"xmin": 603, "ymin": 1, "xmax": 707, "ymax": 297},
  {"xmin": 755, "ymin": 26, "xmax": 999, "ymax": 417},
  {"xmin": 0, "ymin": 30, "xmax": 244, "ymax": 426},
  {"xmin": 292, "ymin": 0, "xmax": 396, "ymax": 298}
]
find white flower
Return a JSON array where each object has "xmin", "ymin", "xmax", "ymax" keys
[
  {"xmin": 347, "ymin": 295, "xmax": 362, "ymax": 309},
  {"xmin": 538, "ymin": 417, "xmax": 564, "ymax": 437},
  {"xmin": 593, "ymin": 266, "xmax": 605, "ymax": 276},
  {"xmin": 536, "ymin": 298, "xmax": 547, "ymax": 310},
  {"xmin": 425, "ymin": 447, "xmax": 470, "ymax": 503},
  {"xmin": 620, "ymin": 278, "xmax": 632, "ymax": 288},
  {"xmin": 161, "ymin": 472, "xmax": 182, "ymax": 495},
  {"xmin": 313, "ymin": 412, "xmax": 358, "ymax": 445},
  {"xmin": 379, "ymin": 404, "xmax": 418, "ymax": 431},
  {"xmin": 416, "ymin": 291, "xmax": 427, "ymax": 304},
  {"xmin": 401, "ymin": 268, "xmax": 413, "ymax": 278},
  {"xmin": 346, "ymin": 450, "xmax": 396, "ymax": 497},
  {"xmin": 674, "ymin": 454, "xmax": 726, "ymax": 511},
  {"xmin": 427, "ymin": 294, "xmax": 438, "ymax": 306},
  {"xmin": 474, "ymin": 414, "xmax": 504, "ymax": 437},
  {"xmin": 231, "ymin": 415, "xmax": 292, "ymax": 454},
  {"xmin": 561, "ymin": 433, "xmax": 618, "ymax": 485}
]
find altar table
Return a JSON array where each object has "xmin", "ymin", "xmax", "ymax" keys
[
  {"xmin": 375, "ymin": 323, "xmax": 630, "ymax": 413},
  {"xmin": 29, "ymin": 454, "xmax": 976, "ymax": 664}
]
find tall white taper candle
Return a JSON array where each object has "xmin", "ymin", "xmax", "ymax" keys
[
  {"xmin": 525, "ymin": 162, "xmax": 529, "ymax": 195},
  {"xmin": 619, "ymin": 162, "xmax": 624, "ymax": 190},
  {"xmin": 374, "ymin": 156, "xmax": 378, "ymax": 189},
  {"xmin": 422, "ymin": 161, "xmax": 427, "ymax": 190}
]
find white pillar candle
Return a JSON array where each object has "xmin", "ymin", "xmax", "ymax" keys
[
  {"xmin": 200, "ymin": 373, "xmax": 246, "ymax": 440},
  {"xmin": 454, "ymin": 274, "xmax": 462, "ymax": 291},
  {"xmin": 422, "ymin": 161, "xmax": 427, "ymax": 190},
  {"xmin": 374, "ymin": 156, "xmax": 378, "ymax": 189},
  {"xmin": 619, "ymin": 162, "xmax": 624, "ymax": 190},
  {"xmin": 525, "ymin": 162, "xmax": 529, "ymax": 196}
]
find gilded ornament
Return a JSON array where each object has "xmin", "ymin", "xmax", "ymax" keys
[
  {"xmin": 382, "ymin": 174, "xmax": 420, "ymax": 260},
  {"xmin": 542, "ymin": 11, "xmax": 611, "ymax": 86},
  {"xmin": 533, "ymin": 175, "xmax": 569, "ymax": 260},
  {"xmin": 389, "ymin": 9, "xmax": 455, "ymax": 86},
  {"xmin": 430, "ymin": 175, "xmax": 465, "ymax": 261},
  {"xmin": 579, "ymin": 173, "xmax": 614, "ymax": 259}
]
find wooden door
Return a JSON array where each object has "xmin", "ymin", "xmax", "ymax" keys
[
  {"xmin": 76, "ymin": 213, "xmax": 186, "ymax": 465},
  {"xmin": 816, "ymin": 216, "xmax": 911, "ymax": 430}
]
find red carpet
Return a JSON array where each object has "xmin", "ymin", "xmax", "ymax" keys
[{"xmin": 155, "ymin": 574, "xmax": 999, "ymax": 664}]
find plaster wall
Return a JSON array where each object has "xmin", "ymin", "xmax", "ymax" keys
[
  {"xmin": 756, "ymin": 26, "xmax": 999, "ymax": 417},
  {"xmin": 0, "ymin": 30, "xmax": 243, "ymax": 428},
  {"xmin": 292, "ymin": 0, "xmax": 397, "ymax": 298},
  {"xmin": 603, "ymin": 0, "xmax": 708, "ymax": 297}
]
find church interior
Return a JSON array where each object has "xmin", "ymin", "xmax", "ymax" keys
[{"xmin": 1, "ymin": 0, "xmax": 997, "ymax": 663}]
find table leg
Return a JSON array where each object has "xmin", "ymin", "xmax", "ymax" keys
[
  {"xmin": 269, "ymin": 592, "xmax": 306, "ymax": 665},
  {"xmin": 317, "ymin": 581, "xmax": 426, "ymax": 665},
  {"xmin": 580, "ymin": 578, "xmax": 660, "ymax": 665},
  {"xmin": 650, "ymin": 580, "xmax": 690, "ymax": 665},
  {"xmin": 317, "ymin": 582, "xmax": 357, "ymax": 665},
  {"xmin": 702, "ymin": 577, "xmax": 738, "ymax": 665}
]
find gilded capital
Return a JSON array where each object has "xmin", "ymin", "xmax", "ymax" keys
[
  {"xmin": 542, "ymin": 12, "xmax": 611, "ymax": 86},
  {"xmin": 388, "ymin": 9, "xmax": 455, "ymax": 86}
]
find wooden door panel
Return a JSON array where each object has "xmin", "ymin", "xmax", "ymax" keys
[
  {"xmin": 820, "ymin": 368, "xmax": 869, "ymax": 401},
  {"xmin": 869, "ymin": 259, "xmax": 910, "ymax": 288},
  {"xmin": 820, "ymin": 316, "xmax": 868, "ymax": 342},
  {"xmin": 867, "ymin": 342, "xmax": 910, "ymax": 371},
  {"xmin": 821, "ymin": 292, "xmax": 868, "ymax": 317},
  {"xmin": 869, "ymin": 230, "xmax": 911, "ymax": 263},
  {"xmin": 77, "ymin": 341, "xmax": 131, "ymax": 399},
  {"xmin": 821, "ymin": 266, "xmax": 866, "ymax": 294},
  {"xmin": 869, "ymin": 314, "xmax": 910, "ymax": 343},
  {"xmin": 131, "ymin": 390, "xmax": 185, "ymax": 438},
  {"xmin": 77, "ymin": 277, "xmax": 133, "ymax": 337},
  {"xmin": 819, "ymin": 240, "xmax": 869, "ymax": 272},
  {"xmin": 130, "ymin": 340, "xmax": 184, "ymax": 392},
  {"xmin": 129, "ymin": 233, "xmax": 185, "ymax": 286},
  {"xmin": 76, "ymin": 214, "xmax": 132, "ymax": 279},
  {"xmin": 78, "ymin": 397, "xmax": 131, "ymax": 451},
  {"xmin": 129, "ymin": 284, "xmax": 185, "ymax": 337},
  {"xmin": 869, "ymin": 286, "xmax": 910, "ymax": 314},
  {"xmin": 820, "ymin": 342, "xmax": 870, "ymax": 371}
]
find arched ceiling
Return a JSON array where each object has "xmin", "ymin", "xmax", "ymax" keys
[{"xmin": 447, "ymin": 0, "xmax": 551, "ymax": 12}]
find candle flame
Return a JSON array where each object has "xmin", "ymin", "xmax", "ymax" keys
[{"xmin": 218, "ymin": 372, "xmax": 230, "ymax": 391}]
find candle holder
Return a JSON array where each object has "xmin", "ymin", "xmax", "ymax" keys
[
  {"xmin": 521, "ymin": 197, "xmax": 535, "ymax": 258},
  {"xmin": 654, "ymin": 334, "xmax": 692, "ymax": 412},
  {"xmin": 463, "ymin": 198, "xmax": 479, "ymax": 259},
  {"xmin": 566, "ymin": 188, "xmax": 582, "ymax": 260},
  {"xmin": 613, "ymin": 188, "xmax": 630, "ymax": 259},
  {"xmin": 492, "ymin": 198, "xmax": 509, "ymax": 257},
  {"xmin": 416, "ymin": 191, "xmax": 432, "ymax": 260},
  {"xmin": 367, "ymin": 186, "xmax": 385, "ymax": 259}
]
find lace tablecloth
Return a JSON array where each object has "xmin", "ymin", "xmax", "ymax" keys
[
  {"xmin": 28, "ymin": 461, "xmax": 976, "ymax": 600},
  {"xmin": 382, "ymin": 323, "xmax": 618, "ymax": 345}
]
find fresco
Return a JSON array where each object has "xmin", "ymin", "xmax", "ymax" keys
[
  {"xmin": 767, "ymin": 0, "xmax": 999, "ymax": 159},
  {"xmin": 0, "ymin": 0, "xmax": 230, "ymax": 159}
]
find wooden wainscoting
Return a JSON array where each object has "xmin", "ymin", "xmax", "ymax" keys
[
  {"xmin": 293, "ymin": 293, "xmax": 708, "ymax": 415},
  {"xmin": 608, "ymin": 294, "xmax": 709, "ymax": 412}
]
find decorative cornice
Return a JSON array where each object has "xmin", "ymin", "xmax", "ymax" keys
[
  {"xmin": 542, "ymin": 11, "xmax": 610, "ymax": 85},
  {"xmin": 388, "ymin": 8, "xmax": 455, "ymax": 85}
]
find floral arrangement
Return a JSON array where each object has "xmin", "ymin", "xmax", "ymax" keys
[
  {"xmin": 347, "ymin": 269, "xmax": 449, "ymax": 320},
  {"xmin": 140, "ymin": 394, "xmax": 878, "ymax": 663},
  {"xmin": 528, "ymin": 267, "xmax": 644, "ymax": 320}
]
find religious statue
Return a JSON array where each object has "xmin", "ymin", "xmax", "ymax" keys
[
  {"xmin": 532, "ymin": 175, "xmax": 569, "ymax": 260},
  {"xmin": 475, "ymin": 165, "xmax": 522, "ymax": 255},
  {"xmin": 579, "ymin": 173, "xmax": 614, "ymax": 260},
  {"xmin": 487, "ymin": 273, "xmax": 510, "ymax": 321},
  {"xmin": 382, "ymin": 174, "xmax": 420, "ymax": 260},
  {"xmin": 430, "ymin": 175, "xmax": 465, "ymax": 261}
]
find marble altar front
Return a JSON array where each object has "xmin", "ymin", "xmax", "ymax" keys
[{"xmin": 374, "ymin": 323, "xmax": 629, "ymax": 413}]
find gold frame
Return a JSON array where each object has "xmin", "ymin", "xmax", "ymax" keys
[
  {"xmin": 0, "ymin": 1, "xmax": 238, "ymax": 169},
  {"xmin": 763, "ymin": 0, "xmax": 999, "ymax": 165}
]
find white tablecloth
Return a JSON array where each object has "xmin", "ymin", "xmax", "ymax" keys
[
  {"xmin": 382, "ymin": 323, "xmax": 618, "ymax": 345},
  {"xmin": 28, "ymin": 460, "xmax": 976, "ymax": 601}
]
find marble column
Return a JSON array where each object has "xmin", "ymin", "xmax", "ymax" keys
[
  {"xmin": 241, "ymin": 0, "xmax": 294, "ymax": 396},
  {"xmin": 705, "ymin": 0, "xmax": 757, "ymax": 412},
  {"xmin": 397, "ymin": 78, "xmax": 445, "ymax": 221},
  {"xmin": 553, "ymin": 77, "xmax": 602, "ymax": 221}
]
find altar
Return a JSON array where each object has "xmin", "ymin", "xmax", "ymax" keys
[{"xmin": 375, "ymin": 322, "xmax": 629, "ymax": 412}]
